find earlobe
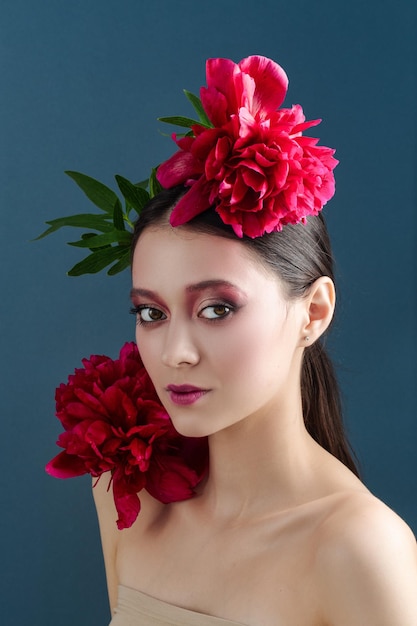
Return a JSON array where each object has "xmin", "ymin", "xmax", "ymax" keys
[{"xmin": 301, "ymin": 277, "xmax": 335, "ymax": 344}]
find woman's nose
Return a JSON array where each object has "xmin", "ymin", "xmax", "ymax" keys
[{"xmin": 161, "ymin": 320, "xmax": 200, "ymax": 368}]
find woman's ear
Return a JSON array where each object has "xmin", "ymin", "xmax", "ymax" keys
[{"xmin": 301, "ymin": 276, "xmax": 335, "ymax": 344}]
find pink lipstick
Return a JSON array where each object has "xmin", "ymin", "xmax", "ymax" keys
[{"xmin": 166, "ymin": 384, "xmax": 209, "ymax": 406}]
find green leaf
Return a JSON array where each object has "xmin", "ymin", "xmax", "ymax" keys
[
  {"xmin": 107, "ymin": 253, "xmax": 131, "ymax": 276},
  {"xmin": 183, "ymin": 90, "xmax": 212, "ymax": 127},
  {"xmin": 115, "ymin": 175, "xmax": 150, "ymax": 212},
  {"xmin": 113, "ymin": 198, "xmax": 125, "ymax": 230},
  {"xmin": 80, "ymin": 232, "xmax": 96, "ymax": 241},
  {"xmin": 149, "ymin": 167, "xmax": 162, "ymax": 198},
  {"xmin": 67, "ymin": 245, "xmax": 129, "ymax": 276},
  {"xmin": 34, "ymin": 214, "xmax": 113, "ymax": 240},
  {"xmin": 68, "ymin": 230, "xmax": 132, "ymax": 249},
  {"xmin": 65, "ymin": 171, "xmax": 120, "ymax": 214},
  {"xmin": 158, "ymin": 115, "xmax": 201, "ymax": 129},
  {"xmin": 135, "ymin": 178, "xmax": 149, "ymax": 190}
]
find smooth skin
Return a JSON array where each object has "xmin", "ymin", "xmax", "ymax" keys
[{"xmin": 94, "ymin": 225, "xmax": 417, "ymax": 626}]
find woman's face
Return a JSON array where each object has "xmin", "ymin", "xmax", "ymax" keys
[{"xmin": 131, "ymin": 226, "xmax": 307, "ymax": 438}]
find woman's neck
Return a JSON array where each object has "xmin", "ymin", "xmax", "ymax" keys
[{"xmin": 199, "ymin": 402, "xmax": 324, "ymax": 524}]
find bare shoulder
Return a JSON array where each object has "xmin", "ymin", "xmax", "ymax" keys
[
  {"xmin": 93, "ymin": 473, "xmax": 165, "ymax": 531},
  {"xmin": 315, "ymin": 491, "xmax": 417, "ymax": 625},
  {"xmin": 92, "ymin": 474, "xmax": 122, "ymax": 614},
  {"xmin": 92, "ymin": 474, "xmax": 164, "ymax": 614},
  {"xmin": 92, "ymin": 473, "xmax": 118, "ymax": 528}
]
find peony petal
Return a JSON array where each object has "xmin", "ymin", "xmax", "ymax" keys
[
  {"xmin": 85, "ymin": 420, "xmax": 113, "ymax": 446},
  {"xmin": 215, "ymin": 206, "xmax": 244, "ymax": 237},
  {"xmin": 114, "ymin": 492, "xmax": 141, "ymax": 530},
  {"xmin": 202, "ymin": 57, "xmax": 240, "ymax": 122},
  {"xmin": 200, "ymin": 85, "xmax": 230, "ymax": 127},
  {"xmin": 112, "ymin": 468, "xmax": 145, "ymax": 529},
  {"xmin": 72, "ymin": 387, "xmax": 109, "ymax": 416},
  {"xmin": 146, "ymin": 456, "xmax": 198, "ymax": 503},
  {"xmin": 236, "ymin": 72, "xmax": 256, "ymax": 114},
  {"xmin": 156, "ymin": 150, "xmax": 202, "ymax": 188},
  {"xmin": 191, "ymin": 126, "xmax": 225, "ymax": 161},
  {"xmin": 291, "ymin": 118, "xmax": 321, "ymax": 135},
  {"xmin": 45, "ymin": 451, "xmax": 87, "ymax": 478},
  {"xmin": 169, "ymin": 177, "xmax": 212, "ymax": 226},
  {"xmin": 238, "ymin": 106, "xmax": 258, "ymax": 141},
  {"xmin": 205, "ymin": 136, "xmax": 232, "ymax": 180},
  {"xmin": 241, "ymin": 167, "xmax": 267, "ymax": 195},
  {"xmin": 239, "ymin": 55, "xmax": 288, "ymax": 115}
]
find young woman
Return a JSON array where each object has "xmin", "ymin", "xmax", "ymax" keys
[
  {"xmin": 93, "ymin": 179, "xmax": 417, "ymax": 624},
  {"xmin": 48, "ymin": 55, "xmax": 417, "ymax": 624}
]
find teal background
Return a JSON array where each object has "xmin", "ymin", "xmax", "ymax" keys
[{"xmin": 1, "ymin": 0, "xmax": 416, "ymax": 623}]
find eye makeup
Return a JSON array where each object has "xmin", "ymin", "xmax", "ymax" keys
[{"xmin": 130, "ymin": 278, "xmax": 248, "ymax": 326}]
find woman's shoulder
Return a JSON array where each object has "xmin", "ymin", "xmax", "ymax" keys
[
  {"xmin": 316, "ymin": 488, "xmax": 416, "ymax": 553},
  {"xmin": 315, "ymin": 489, "xmax": 417, "ymax": 559},
  {"xmin": 92, "ymin": 473, "xmax": 166, "ymax": 555},
  {"xmin": 93, "ymin": 472, "xmax": 165, "ymax": 529},
  {"xmin": 314, "ymin": 489, "xmax": 417, "ymax": 625},
  {"xmin": 92, "ymin": 474, "xmax": 165, "ymax": 614}
]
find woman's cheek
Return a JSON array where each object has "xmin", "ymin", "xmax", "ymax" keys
[{"xmin": 135, "ymin": 335, "xmax": 157, "ymax": 377}]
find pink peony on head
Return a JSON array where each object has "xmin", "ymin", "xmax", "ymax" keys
[{"xmin": 156, "ymin": 55, "xmax": 338, "ymax": 238}]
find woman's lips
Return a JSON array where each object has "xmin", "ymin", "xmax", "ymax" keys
[{"xmin": 166, "ymin": 384, "xmax": 209, "ymax": 406}]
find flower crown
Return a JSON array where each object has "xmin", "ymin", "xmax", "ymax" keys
[
  {"xmin": 42, "ymin": 55, "xmax": 338, "ymax": 529},
  {"xmin": 37, "ymin": 54, "xmax": 338, "ymax": 276}
]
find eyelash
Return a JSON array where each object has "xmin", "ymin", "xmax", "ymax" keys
[
  {"xmin": 130, "ymin": 305, "xmax": 166, "ymax": 326},
  {"xmin": 129, "ymin": 302, "xmax": 236, "ymax": 326},
  {"xmin": 199, "ymin": 303, "xmax": 233, "ymax": 320}
]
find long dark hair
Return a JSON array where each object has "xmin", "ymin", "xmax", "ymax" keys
[{"xmin": 132, "ymin": 186, "xmax": 359, "ymax": 476}]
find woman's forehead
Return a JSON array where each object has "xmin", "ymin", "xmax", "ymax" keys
[
  {"xmin": 134, "ymin": 225, "xmax": 250, "ymax": 263},
  {"xmin": 132, "ymin": 226, "xmax": 279, "ymax": 290}
]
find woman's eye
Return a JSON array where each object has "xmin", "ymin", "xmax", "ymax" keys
[
  {"xmin": 199, "ymin": 304, "xmax": 232, "ymax": 320},
  {"xmin": 131, "ymin": 306, "xmax": 166, "ymax": 323}
]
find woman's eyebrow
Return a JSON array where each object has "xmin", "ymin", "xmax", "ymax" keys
[
  {"xmin": 130, "ymin": 280, "xmax": 248, "ymax": 300},
  {"xmin": 130, "ymin": 278, "xmax": 242, "ymax": 298},
  {"xmin": 130, "ymin": 287, "xmax": 157, "ymax": 299},
  {"xmin": 185, "ymin": 279, "xmax": 245, "ymax": 294}
]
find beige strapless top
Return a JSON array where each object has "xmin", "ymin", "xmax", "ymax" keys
[{"xmin": 109, "ymin": 585, "xmax": 248, "ymax": 626}]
